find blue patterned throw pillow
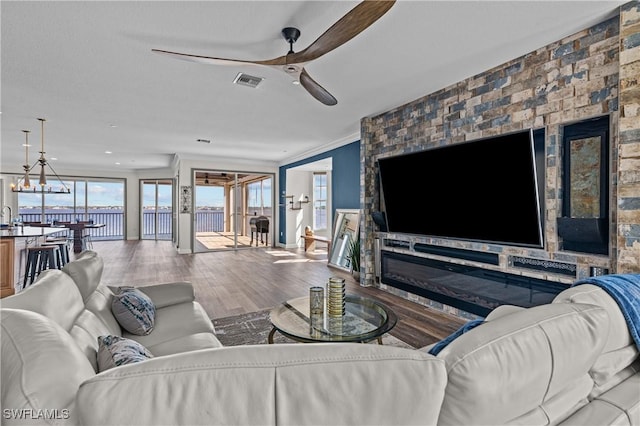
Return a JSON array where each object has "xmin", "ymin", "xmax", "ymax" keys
[
  {"xmin": 97, "ymin": 335, "xmax": 153, "ymax": 372},
  {"xmin": 111, "ymin": 287, "xmax": 156, "ymax": 335}
]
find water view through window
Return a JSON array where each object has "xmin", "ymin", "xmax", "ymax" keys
[{"xmin": 18, "ymin": 179, "xmax": 125, "ymax": 240}]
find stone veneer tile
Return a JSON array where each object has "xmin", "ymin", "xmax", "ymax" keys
[{"xmin": 360, "ymin": 4, "xmax": 640, "ymax": 304}]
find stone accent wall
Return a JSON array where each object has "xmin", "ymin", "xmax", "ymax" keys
[
  {"xmin": 618, "ymin": 1, "xmax": 640, "ymax": 272},
  {"xmin": 360, "ymin": 3, "xmax": 640, "ymax": 293}
]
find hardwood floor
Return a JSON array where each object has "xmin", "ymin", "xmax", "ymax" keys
[{"xmin": 91, "ymin": 240, "xmax": 466, "ymax": 349}]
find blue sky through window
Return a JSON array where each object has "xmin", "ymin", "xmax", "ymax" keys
[
  {"xmin": 19, "ymin": 181, "xmax": 125, "ymax": 208},
  {"xmin": 195, "ymin": 186, "xmax": 224, "ymax": 208}
]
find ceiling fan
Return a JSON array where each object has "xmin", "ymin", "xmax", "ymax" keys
[
  {"xmin": 195, "ymin": 172, "xmax": 248, "ymax": 185},
  {"xmin": 152, "ymin": 1, "xmax": 396, "ymax": 106}
]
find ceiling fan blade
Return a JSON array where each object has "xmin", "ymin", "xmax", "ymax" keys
[
  {"xmin": 290, "ymin": 1, "xmax": 396, "ymax": 64},
  {"xmin": 152, "ymin": 48, "xmax": 288, "ymax": 67},
  {"xmin": 299, "ymin": 68, "xmax": 337, "ymax": 106}
]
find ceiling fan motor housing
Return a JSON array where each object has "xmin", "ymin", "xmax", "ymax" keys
[{"xmin": 282, "ymin": 27, "xmax": 301, "ymax": 44}]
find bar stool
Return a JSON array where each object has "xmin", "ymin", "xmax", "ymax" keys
[
  {"xmin": 23, "ymin": 245, "xmax": 60, "ymax": 287},
  {"xmin": 82, "ymin": 231, "xmax": 93, "ymax": 250},
  {"xmin": 77, "ymin": 220, "xmax": 94, "ymax": 250},
  {"xmin": 43, "ymin": 238, "xmax": 70, "ymax": 267},
  {"xmin": 52, "ymin": 220, "xmax": 71, "ymax": 240}
]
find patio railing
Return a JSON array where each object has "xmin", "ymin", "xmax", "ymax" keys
[
  {"xmin": 20, "ymin": 212, "xmax": 124, "ymax": 240},
  {"xmin": 18, "ymin": 210, "xmax": 231, "ymax": 240}
]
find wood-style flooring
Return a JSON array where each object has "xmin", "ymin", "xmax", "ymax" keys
[
  {"xmin": 194, "ymin": 232, "xmax": 268, "ymax": 251},
  {"xmin": 91, "ymin": 240, "xmax": 466, "ymax": 349}
]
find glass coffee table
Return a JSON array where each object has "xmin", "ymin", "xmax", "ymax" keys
[{"xmin": 268, "ymin": 294, "xmax": 397, "ymax": 344}]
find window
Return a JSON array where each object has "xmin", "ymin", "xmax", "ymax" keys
[
  {"xmin": 246, "ymin": 177, "xmax": 272, "ymax": 217},
  {"xmin": 313, "ymin": 173, "xmax": 327, "ymax": 230},
  {"xmin": 17, "ymin": 178, "xmax": 125, "ymax": 239},
  {"xmin": 247, "ymin": 181, "xmax": 261, "ymax": 216}
]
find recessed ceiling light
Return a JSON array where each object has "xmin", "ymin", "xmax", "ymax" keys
[
  {"xmin": 50, "ymin": 157, "xmax": 58, "ymax": 161},
  {"xmin": 292, "ymin": 81, "xmax": 300, "ymax": 85},
  {"xmin": 109, "ymin": 124, "xmax": 117, "ymax": 128},
  {"xmin": 115, "ymin": 162, "xmax": 121, "ymax": 165},
  {"xmin": 105, "ymin": 151, "xmax": 112, "ymax": 154}
]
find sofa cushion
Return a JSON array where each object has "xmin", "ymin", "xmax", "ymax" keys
[
  {"xmin": 484, "ymin": 304, "xmax": 526, "ymax": 320},
  {"xmin": 123, "ymin": 301, "xmax": 214, "ymax": 349},
  {"xmin": 97, "ymin": 335, "xmax": 154, "ymax": 372},
  {"xmin": 421, "ymin": 305, "xmax": 523, "ymax": 353},
  {"xmin": 62, "ymin": 250, "xmax": 104, "ymax": 302},
  {"xmin": 71, "ymin": 309, "xmax": 122, "ymax": 372},
  {"xmin": 563, "ymin": 371, "xmax": 640, "ymax": 425},
  {"xmin": 593, "ymin": 372, "xmax": 640, "ymax": 424},
  {"xmin": 571, "ymin": 274, "xmax": 640, "ymax": 347},
  {"xmin": 76, "ymin": 344, "xmax": 447, "ymax": 426},
  {"xmin": 112, "ymin": 287, "xmax": 156, "ymax": 335},
  {"xmin": 559, "ymin": 399, "xmax": 633, "ymax": 425},
  {"xmin": 136, "ymin": 281, "xmax": 195, "ymax": 309},
  {"xmin": 554, "ymin": 283, "xmax": 639, "ymax": 388},
  {"xmin": 145, "ymin": 332, "xmax": 223, "ymax": 357},
  {"xmin": 1, "ymin": 309, "xmax": 95, "ymax": 423},
  {"xmin": 437, "ymin": 302, "xmax": 609, "ymax": 426},
  {"xmin": 84, "ymin": 284, "xmax": 121, "ymax": 334},
  {"xmin": 66, "ymin": 285, "xmax": 123, "ymax": 372},
  {"xmin": 0, "ymin": 269, "xmax": 84, "ymax": 332}
]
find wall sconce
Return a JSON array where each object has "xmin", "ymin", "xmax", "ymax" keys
[{"xmin": 285, "ymin": 195, "xmax": 309, "ymax": 210}]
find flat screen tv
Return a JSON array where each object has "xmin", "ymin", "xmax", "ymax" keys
[{"xmin": 377, "ymin": 129, "xmax": 544, "ymax": 248}]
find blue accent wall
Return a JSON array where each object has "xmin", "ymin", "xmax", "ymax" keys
[{"xmin": 279, "ymin": 141, "xmax": 360, "ymax": 244}]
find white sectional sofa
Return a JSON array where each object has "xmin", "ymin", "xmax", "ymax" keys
[
  {"xmin": 1, "ymin": 250, "xmax": 638, "ymax": 425},
  {"xmin": 0, "ymin": 251, "xmax": 446, "ymax": 425},
  {"xmin": 433, "ymin": 285, "xmax": 640, "ymax": 425}
]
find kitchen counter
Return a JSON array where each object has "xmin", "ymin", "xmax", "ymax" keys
[
  {"xmin": 0, "ymin": 226, "xmax": 67, "ymax": 298},
  {"xmin": 0, "ymin": 226, "xmax": 64, "ymax": 239}
]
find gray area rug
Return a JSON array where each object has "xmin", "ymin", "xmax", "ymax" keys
[{"xmin": 213, "ymin": 309, "xmax": 414, "ymax": 349}]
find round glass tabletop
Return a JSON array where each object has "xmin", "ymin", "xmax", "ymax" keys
[{"xmin": 268, "ymin": 294, "xmax": 397, "ymax": 343}]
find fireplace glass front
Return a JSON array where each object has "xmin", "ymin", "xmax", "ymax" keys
[{"xmin": 381, "ymin": 251, "xmax": 566, "ymax": 317}]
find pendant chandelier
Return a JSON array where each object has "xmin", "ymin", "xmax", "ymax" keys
[{"xmin": 10, "ymin": 118, "xmax": 71, "ymax": 193}]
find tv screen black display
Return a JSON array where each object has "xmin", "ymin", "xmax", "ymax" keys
[{"xmin": 377, "ymin": 129, "xmax": 544, "ymax": 248}]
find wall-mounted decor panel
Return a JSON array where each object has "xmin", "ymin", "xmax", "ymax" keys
[
  {"xmin": 568, "ymin": 136, "xmax": 602, "ymax": 218},
  {"xmin": 559, "ymin": 115, "xmax": 610, "ymax": 255}
]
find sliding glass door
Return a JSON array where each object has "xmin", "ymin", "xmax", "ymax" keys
[
  {"xmin": 193, "ymin": 170, "xmax": 272, "ymax": 252},
  {"xmin": 140, "ymin": 179, "xmax": 174, "ymax": 241}
]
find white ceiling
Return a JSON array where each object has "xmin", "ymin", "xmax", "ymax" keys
[{"xmin": 1, "ymin": 0, "xmax": 626, "ymax": 174}]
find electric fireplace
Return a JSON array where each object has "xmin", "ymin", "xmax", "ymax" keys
[{"xmin": 380, "ymin": 251, "xmax": 566, "ymax": 317}]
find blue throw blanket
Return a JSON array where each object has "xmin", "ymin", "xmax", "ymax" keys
[
  {"xmin": 428, "ymin": 319, "xmax": 484, "ymax": 356},
  {"xmin": 572, "ymin": 273, "xmax": 640, "ymax": 351}
]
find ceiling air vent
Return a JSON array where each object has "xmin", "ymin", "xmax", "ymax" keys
[{"xmin": 233, "ymin": 72, "xmax": 264, "ymax": 88}]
